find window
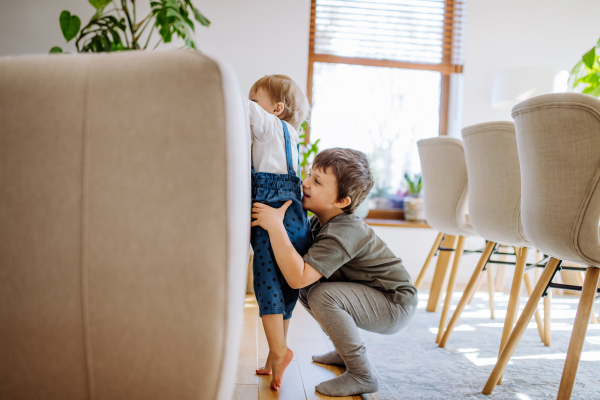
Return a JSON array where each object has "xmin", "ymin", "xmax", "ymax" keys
[{"xmin": 306, "ymin": 0, "xmax": 466, "ymax": 194}]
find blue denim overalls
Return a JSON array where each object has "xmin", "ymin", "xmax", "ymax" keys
[{"xmin": 251, "ymin": 120, "xmax": 311, "ymax": 319}]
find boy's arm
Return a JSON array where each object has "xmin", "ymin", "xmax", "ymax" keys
[
  {"xmin": 251, "ymin": 201, "xmax": 323, "ymax": 289},
  {"xmin": 268, "ymin": 223, "xmax": 323, "ymax": 289}
]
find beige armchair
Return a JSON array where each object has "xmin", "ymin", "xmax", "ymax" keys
[{"xmin": 0, "ymin": 50, "xmax": 250, "ymax": 400}]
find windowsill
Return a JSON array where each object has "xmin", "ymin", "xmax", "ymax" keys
[
  {"xmin": 364, "ymin": 218, "xmax": 430, "ymax": 229},
  {"xmin": 364, "ymin": 208, "xmax": 430, "ymax": 229}
]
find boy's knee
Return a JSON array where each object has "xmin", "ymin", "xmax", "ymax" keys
[
  {"xmin": 306, "ymin": 283, "xmax": 337, "ymax": 309},
  {"xmin": 299, "ymin": 286, "xmax": 309, "ymax": 306}
]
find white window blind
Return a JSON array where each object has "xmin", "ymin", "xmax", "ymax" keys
[{"xmin": 310, "ymin": 0, "xmax": 466, "ymax": 72}]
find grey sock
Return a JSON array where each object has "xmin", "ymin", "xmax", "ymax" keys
[
  {"xmin": 312, "ymin": 350, "xmax": 345, "ymax": 366},
  {"xmin": 315, "ymin": 371, "xmax": 379, "ymax": 396}
]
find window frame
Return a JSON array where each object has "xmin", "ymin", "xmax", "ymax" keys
[{"xmin": 305, "ymin": 0, "xmax": 464, "ymax": 143}]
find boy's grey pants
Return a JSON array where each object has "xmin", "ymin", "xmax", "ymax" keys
[{"xmin": 299, "ymin": 281, "xmax": 416, "ymax": 376}]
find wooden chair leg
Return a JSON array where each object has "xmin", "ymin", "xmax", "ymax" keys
[
  {"xmin": 544, "ymin": 290, "xmax": 552, "ymax": 346},
  {"xmin": 495, "ymin": 265, "xmax": 506, "ymax": 292},
  {"xmin": 438, "ymin": 241, "xmax": 496, "ymax": 348},
  {"xmin": 468, "ymin": 268, "xmax": 485, "ymax": 304},
  {"xmin": 469, "ymin": 245, "xmax": 501, "ymax": 304},
  {"xmin": 414, "ymin": 232, "xmax": 444, "ymax": 289},
  {"xmin": 436, "ymin": 236, "xmax": 465, "ymax": 344},
  {"xmin": 495, "ymin": 245, "xmax": 508, "ymax": 291},
  {"xmin": 523, "ymin": 271, "xmax": 544, "ymax": 343},
  {"xmin": 557, "ymin": 267, "xmax": 600, "ymax": 400},
  {"xmin": 482, "ymin": 258, "xmax": 562, "ymax": 395},
  {"xmin": 497, "ymin": 247, "xmax": 528, "ymax": 384},
  {"xmin": 535, "ymin": 264, "xmax": 541, "ymax": 283},
  {"xmin": 427, "ymin": 235, "xmax": 458, "ymax": 312},
  {"xmin": 487, "ymin": 264, "xmax": 495, "ymax": 320},
  {"xmin": 577, "ymin": 271, "xmax": 598, "ymax": 324},
  {"xmin": 597, "ymin": 278, "xmax": 600, "ymax": 323}
]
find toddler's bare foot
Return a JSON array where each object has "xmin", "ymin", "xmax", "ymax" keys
[
  {"xmin": 270, "ymin": 348, "xmax": 294, "ymax": 391},
  {"xmin": 256, "ymin": 352, "xmax": 272, "ymax": 375}
]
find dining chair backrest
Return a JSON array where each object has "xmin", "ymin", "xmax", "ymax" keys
[
  {"xmin": 461, "ymin": 121, "xmax": 530, "ymax": 247},
  {"xmin": 513, "ymin": 93, "xmax": 600, "ymax": 267},
  {"xmin": 417, "ymin": 137, "xmax": 474, "ymax": 237}
]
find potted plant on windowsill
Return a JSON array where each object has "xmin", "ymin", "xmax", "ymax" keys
[{"xmin": 403, "ymin": 173, "xmax": 424, "ymax": 221}]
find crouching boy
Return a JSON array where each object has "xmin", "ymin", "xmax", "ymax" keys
[{"xmin": 251, "ymin": 148, "xmax": 417, "ymax": 397}]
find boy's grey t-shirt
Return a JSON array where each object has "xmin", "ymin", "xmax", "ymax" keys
[{"xmin": 303, "ymin": 212, "xmax": 418, "ymax": 306}]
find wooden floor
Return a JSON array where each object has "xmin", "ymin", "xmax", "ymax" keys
[{"xmin": 234, "ymin": 295, "xmax": 362, "ymax": 400}]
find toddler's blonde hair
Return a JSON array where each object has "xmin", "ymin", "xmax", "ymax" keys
[{"xmin": 249, "ymin": 75, "xmax": 310, "ymax": 130}]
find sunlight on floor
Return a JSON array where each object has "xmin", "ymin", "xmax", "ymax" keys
[
  {"xmin": 515, "ymin": 393, "xmax": 533, "ymax": 400},
  {"xmin": 464, "ymin": 350, "xmax": 600, "ymax": 367},
  {"xmin": 457, "ymin": 348, "xmax": 479, "ymax": 353},
  {"xmin": 422, "ymin": 291, "xmax": 600, "ymax": 369}
]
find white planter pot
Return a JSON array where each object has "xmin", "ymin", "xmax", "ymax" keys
[{"xmin": 404, "ymin": 197, "xmax": 424, "ymax": 221}]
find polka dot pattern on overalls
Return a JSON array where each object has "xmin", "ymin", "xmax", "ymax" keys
[{"xmin": 251, "ymin": 120, "xmax": 311, "ymax": 320}]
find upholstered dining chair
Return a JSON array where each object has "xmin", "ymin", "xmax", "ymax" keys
[
  {"xmin": 0, "ymin": 50, "xmax": 250, "ymax": 400},
  {"xmin": 438, "ymin": 123, "xmax": 545, "ymax": 388},
  {"xmin": 482, "ymin": 93, "xmax": 600, "ymax": 399},
  {"xmin": 417, "ymin": 137, "xmax": 479, "ymax": 343}
]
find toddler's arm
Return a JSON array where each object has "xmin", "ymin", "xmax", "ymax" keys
[{"xmin": 247, "ymin": 99, "xmax": 284, "ymax": 141}]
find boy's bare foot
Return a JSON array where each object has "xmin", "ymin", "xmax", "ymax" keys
[
  {"xmin": 270, "ymin": 348, "xmax": 294, "ymax": 391},
  {"xmin": 256, "ymin": 352, "xmax": 272, "ymax": 375}
]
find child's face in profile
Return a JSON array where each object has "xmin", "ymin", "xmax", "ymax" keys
[
  {"xmin": 302, "ymin": 167, "xmax": 341, "ymax": 213},
  {"xmin": 250, "ymin": 87, "xmax": 282, "ymax": 116}
]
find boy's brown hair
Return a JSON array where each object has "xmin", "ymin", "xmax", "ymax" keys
[
  {"xmin": 312, "ymin": 148, "xmax": 374, "ymax": 214},
  {"xmin": 249, "ymin": 75, "xmax": 309, "ymax": 130}
]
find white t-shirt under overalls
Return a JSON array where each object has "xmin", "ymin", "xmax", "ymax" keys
[{"xmin": 247, "ymin": 99, "xmax": 300, "ymax": 176}]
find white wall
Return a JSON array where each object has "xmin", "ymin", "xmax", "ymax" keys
[
  {"xmin": 198, "ymin": 0, "xmax": 310, "ymax": 93},
  {"xmin": 461, "ymin": 0, "xmax": 600, "ymax": 127},
  {"xmin": 0, "ymin": 0, "xmax": 311, "ymax": 94},
  {"xmin": 1, "ymin": 0, "xmax": 590, "ymax": 290}
]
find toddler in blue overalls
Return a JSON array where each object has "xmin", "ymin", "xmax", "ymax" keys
[{"xmin": 247, "ymin": 75, "xmax": 311, "ymax": 391}]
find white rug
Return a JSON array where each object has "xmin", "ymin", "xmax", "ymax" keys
[{"xmin": 360, "ymin": 291, "xmax": 600, "ymax": 400}]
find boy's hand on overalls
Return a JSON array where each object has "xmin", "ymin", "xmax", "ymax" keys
[{"xmin": 251, "ymin": 200, "xmax": 292, "ymax": 233}]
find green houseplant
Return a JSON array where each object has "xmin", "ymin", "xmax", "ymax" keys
[
  {"xmin": 50, "ymin": 0, "xmax": 210, "ymax": 53},
  {"xmin": 298, "ymin": 121, "xmax": 320, "ymax": 180},
  {"xmin": 403, "ymin": 173, "xmax": 424, "ymax": 221},
  {"xmin": 404, "ymin": 173, "xmax": 422, "ymax": 198},
  {"xmin": 570, "ymin": 37, "xmax": 600, "ymax": 96}
]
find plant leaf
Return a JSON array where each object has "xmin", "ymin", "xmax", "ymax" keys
[
  {"xmin": 166, "ymin": 7, "xmax": 180, "ymax": 18},
  {"xmin": 49, "ymin": 46, "xmax": 63, "ymax": 54},
  {"xmin": 577, "ymin": 74, "xmax": 600, "ymax": 84},
  {"xmin": 583, "ymin": 47, "xmax": 596, "ymax": 70},
  {"xmin": 192, "ymin": 7, "xmax": 210, "ymax": 26},
  {"xmin": 59, "ymin": 11, "xmax": 81, "ymax": 42},
  {"xmin": 570, "ymin": 59, "xmax": 584, "ymax": 76},
  {"xmin": 89, "ymin": 0, "xmax": 111, "ymax": 9},
  {"xmin": 585, "ymin": 84, "xmax": 600, "ymax": 97}
]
